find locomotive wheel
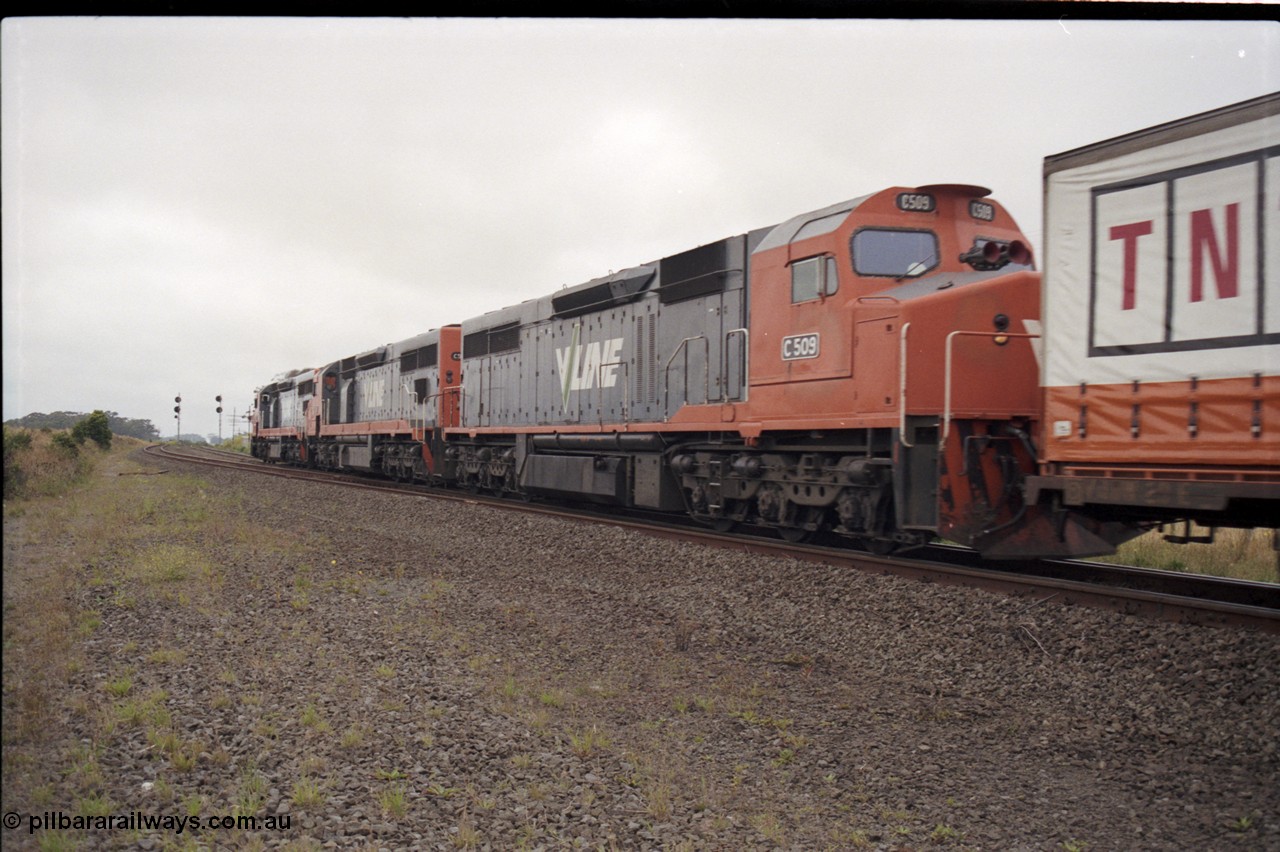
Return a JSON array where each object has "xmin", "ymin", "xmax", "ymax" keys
[
  {"xmin": 778, "ymin": 526, "xmax": 812, "ymax": 544},
  {"xmin": 863, "ymin": 537, "xmax": 898, "ymax": 556},
  {"xmin": 711, "ymin": 518, "xmax": 736, "ymax": 533}
]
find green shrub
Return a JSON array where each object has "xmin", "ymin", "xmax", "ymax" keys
[
  {"xmin": 220, "ymin": 434, "xmax": 249, "ymax": 454},
  {"xmin": 3, "ymin": 427, "xmax": 96, "ymax": 500},
  {"xmin": 51, "ymin": 432, "xmax": 80, "ymax": 456},
  {"xmin": 4, "ymin": 426, "xmax": 32, "ymax": 455},
  {"xmin": 72, "ymin": 411, "xmax": 113, "ymax": 450},
  {"xmin": 3, "ymin": 426, "xmax": 33, "ymax": 498}
]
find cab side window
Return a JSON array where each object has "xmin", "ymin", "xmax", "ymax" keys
[{"xmin": 790, "ymin": 256, "xmax": 838, "ymax": 303}]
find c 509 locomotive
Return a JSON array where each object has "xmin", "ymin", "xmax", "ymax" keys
[
  {"xmin": 254, "ymin": 183, "xmax": 1108, "ymax": 557},
  {"xmin": 251, "ymin": 96, "xmax": 1280, "ymax": 561}
]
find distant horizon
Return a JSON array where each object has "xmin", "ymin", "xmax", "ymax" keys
[{"xmin": 3, "ymin": 408, "xmax": 250, "ymax": 443}]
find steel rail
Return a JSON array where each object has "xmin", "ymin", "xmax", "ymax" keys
[{"xmin": 144, "ymin": 444, "xmax": 1279, "ymax": 633}]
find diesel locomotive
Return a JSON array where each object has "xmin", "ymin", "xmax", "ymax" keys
[
  {"xmin": 254, "ymin": 183, "xmax": 1122, "ymax": 557},
  {"xmin": 251, "ymin": 97, "xmax": 1280, "ymax": 560}
]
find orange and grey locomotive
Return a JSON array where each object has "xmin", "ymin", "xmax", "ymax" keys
[
  {"xmin": 255, "ymin": 182, "xmax": 1078, "ymax": 557},
  {"xmin": 252, "ymin": 93, "xmax": 1279, "ymax": 561}
]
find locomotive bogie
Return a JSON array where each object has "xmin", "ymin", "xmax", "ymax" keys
[
  {"xmin": 449, "ymin": 440, "xmax": 521, "ymax": 495},
  {"xmin": 665, "ymin": 434, "xmax": 925, "ymax": 551}
]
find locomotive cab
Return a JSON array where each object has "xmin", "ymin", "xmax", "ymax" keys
[
  {"xmin": 722, "ymin": 185, "xmax": 1077, "ymax": 555},
  {"xmin": 747, "ymin": 185, "xmax": 1035, "ymax": 400}
]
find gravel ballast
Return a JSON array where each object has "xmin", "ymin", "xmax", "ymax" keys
[{"xmin": 4, "ymin": 450, "xmax": 1278, "ymax": 850}]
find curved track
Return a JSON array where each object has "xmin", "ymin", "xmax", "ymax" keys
[{"xmin": 145, "ymin": 444, "xmax": 1280, "ymax": 633}]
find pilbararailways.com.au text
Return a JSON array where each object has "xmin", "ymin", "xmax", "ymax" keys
[{"xmin": 4, "ymin": 810, "xmax": 291, "ymax": 835}]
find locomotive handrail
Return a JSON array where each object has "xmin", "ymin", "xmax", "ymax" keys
[
  {"xmin": 663, "ymin": 335, "xmax": 711, "ymax": 416},
  {"xmin": 942, "ymin": 330, "xmax": 1041, "ymax": 445},
  {"xmin": 401, "ymin": 380, "xmax": 440, "ymax": 434},
  {"xmin": 453, "ymin": 380, "xmax": 468, "ymax": 426},
  {"xmin": 724, "ymin": 328, "xmax": 749, "ymax": 403},
  {"xmin": 899, "ymin": 322, "xmax": 913, "ymax": 447},
  {"xmin": 400, "ymin": 380, "xmax": 419, "ymax": 432}
]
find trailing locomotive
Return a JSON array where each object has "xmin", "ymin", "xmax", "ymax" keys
[{"xmin": 251, "ymin": 94, "xmax": 1279, "ymax": 560}]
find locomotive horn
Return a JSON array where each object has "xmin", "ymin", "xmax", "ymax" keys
[
  {"xmin": 958, "ymin": 243, "xmax": 988, "ymax": 267},
  {"xmin": 1007, "ymin": 239, "xmax": 1031, "ymax": 266},
  {"xmin": 960, "ymin": 240, "xmax": 1010, "ymax": 270},
  {"xmin": 960, "ymin": 239, "xmax": 1030, "ymax": 271}
]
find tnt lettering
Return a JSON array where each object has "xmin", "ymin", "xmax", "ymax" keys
[
  {"xmin": 1189, "ymin": 203, "xmax": 1239, "ymax": 302},
  {"xmin": 1090, "ymin": 154, "xmax": 1268, "ymax": 355},
  {"xmin": 1109, "ymin": 220, "xmax": 1154, "ymax": 310},
  {"xmin": 1107, "ymin": 203, "xmax": 1241, "ymax": 311}
]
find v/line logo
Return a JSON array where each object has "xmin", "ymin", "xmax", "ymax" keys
[
  {"xmin": 359, "ymin": 375, "xmax": 387, "ymax": 411},
  {"xmin": 555, "ymin": 324, "xmax": 624, "ymax": 410}
]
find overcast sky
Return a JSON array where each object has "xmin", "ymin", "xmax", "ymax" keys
[{"xmin": 4, "ymin": 17, "xmax": 1277, "ymax": 439}]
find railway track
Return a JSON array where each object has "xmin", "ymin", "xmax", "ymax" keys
[{"xmin": 144, "ymin": 443, "xmax": 1280, "ymax": 633}]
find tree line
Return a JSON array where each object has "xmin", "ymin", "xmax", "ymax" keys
[{"xmin": 4, "ymin": 410, "xmax": 160, "ymax": 441}]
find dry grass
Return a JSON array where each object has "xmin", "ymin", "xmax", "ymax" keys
[
  {"xmin": 2, "ymin": 435, "xmax": 327, "ymax": 839},
  {"xmin": 1105, "ymin": 526, "xmax": 1278, "ymax": 583},
  {"xmin": 3, "ymin": 427, "xmax": 101, "ymax": 501}
]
